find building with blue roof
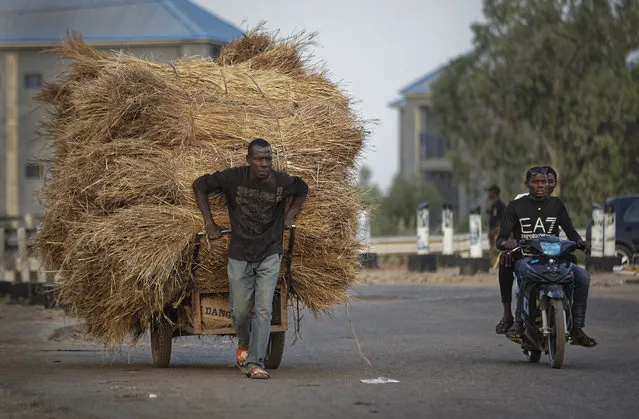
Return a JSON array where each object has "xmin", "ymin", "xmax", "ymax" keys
[
  {"xmin": 0, "ymin": 0, "xmax": 242, "ymax": 222},
  {"xmin": 389, "ymin": 64, "xmax": 470, "ymax": 221}
]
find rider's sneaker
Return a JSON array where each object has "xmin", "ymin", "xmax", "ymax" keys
[{"xmin": 506, "ymin": 321, "xmax": 523, "ymax": 342}]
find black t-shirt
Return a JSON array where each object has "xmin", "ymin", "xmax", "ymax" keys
[
  {"xmin": 488, "ymin": 199, "xmax": 507, "ymax": 230},
  {"xmin": 496, "ymin": 195, "xmax": 582, "ymax": 250},
  {"xmin": 195, "ymin": 166, "xmax": 308, "ymax": 262}
]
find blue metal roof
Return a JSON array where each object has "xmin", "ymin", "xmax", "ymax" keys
[
  {"xmin": 388, "ymin": 97, "xmax": 405, "ymax": 108},
  {"xmin": 0, "ymin": 0, "xmax": 242, "ymax": 44},
  {"xmin": 396, "ymin": 50, "xmax": 475, "ymax": 97},
  {"xmin": 387, "ymin": 66, "xmax": 443, "ymax": 108},
  {"xmin": 398, "ymin": 66, "xmax": 445, "ymax": 96},
  {"xmin": 389, "ymin": 50, "xmax": 476, "ymax": 107}
]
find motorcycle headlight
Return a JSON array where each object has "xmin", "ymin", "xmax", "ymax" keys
[{"xmin": 540, "ymin": 241, "xmax": 561, "ymax": 256}]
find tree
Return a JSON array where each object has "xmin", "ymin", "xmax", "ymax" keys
[
  {"xmin": 376, "ymin": 173, "xmax": 442, "ymax": 236},
  {"xmin": 357, "ymin": 164, "xmax": 382, "ymax": 206},
  {"xmin": 431, "ymin": 0, "xmax": 639, "ymax": 223},
  {"xmin": 358, "ymin": 165, "xmax": 374, "ymax": 190},
  {"xmin": 356, "ymin": 165, "xmax": 385, "ymax": 235},
  {"xmin": 357, "ymin": 166, "xmax": 444, "ymax": 236}
]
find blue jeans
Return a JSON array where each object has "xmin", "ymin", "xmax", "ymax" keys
[
  {"xmin": 514, "ymin": 258, "xmax": 590, "ymax": 329},
  {"xmin": 227, "ymin": 253, "xmax": 282, "ymax": 369}
]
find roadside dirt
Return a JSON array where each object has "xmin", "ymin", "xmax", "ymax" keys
[{"xmin": 355, "ymin": 266, "xmax": 638, "ymax": 287}]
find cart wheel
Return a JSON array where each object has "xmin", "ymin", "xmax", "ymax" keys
[
  {"xmin": 264, "ymin": 331, "xmax": 285, "ymax": 369},
  {"xmin": 150, "ymin": 316, "xmax": 173, "ymax": 368}
]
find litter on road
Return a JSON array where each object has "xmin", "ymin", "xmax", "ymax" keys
[{"xmin": 360, "ymin": 377, "xmax": 400, "ymax": 384}]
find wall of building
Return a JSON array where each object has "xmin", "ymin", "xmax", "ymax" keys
[
  {"xmin": 1, "ymin": 42, "xmax": 221, "ymax": 220},
  {"xmin": 398, "ymin": 102, "xmax": 415, "ymax": 177},
  {"xmin": 16, "ymin": 50, "xmax": 58, "ymax": 218},
  {"xmin": 396, "ymin": 94, "xmax": 472, "ymax": 224},
  {"xmin": 0, "ymin": 53, "xmax": 6, "ymax": 219},
  {"xmin": 398, "ymin": 97, "xmax": 432, "ymax": 178}
]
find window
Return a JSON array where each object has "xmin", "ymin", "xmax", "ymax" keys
[
  {"xmin": 420, "ymin": 133, "xmax": 428, "ymax": 160},
  {"xmin": 438, "ymin": 136, "xmax": 445, "ymax": 157},
  {"xmin": 420, "ymin": 132, "xmax": 449, "ymax": 159},
  {"xmin": 624, "ymin": 199, "xmax": 639, "ymax": 223},
  {"xmin": 210, "ymin": 45, "xmax": 221, "ymax": 59},
  {"xmin": 24, "ymin": 73, "xmax": 42, "ymax": 89},
  {"xmin": 25, "ymin": 163, "xmax": 43, "ymax": 180}
]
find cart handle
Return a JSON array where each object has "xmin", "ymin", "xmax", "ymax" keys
[
  {"xmin": 196, "ymin": 224, "xmax": 296, "ymax": 237},
  {"xmin": 196, "ymin": 229, "xmax": 231, "ymax": 237}
]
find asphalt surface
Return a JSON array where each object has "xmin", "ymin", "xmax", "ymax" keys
[{"xmin": 1, "ymin": 282, "xmax": 638, "ymax": 419}]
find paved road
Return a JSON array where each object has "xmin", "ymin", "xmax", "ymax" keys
[{"xmin": 1, "ymin": 282, "xmax": 638, "ymax": 419}]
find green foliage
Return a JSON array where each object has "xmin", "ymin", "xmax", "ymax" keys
[
  {"xmin": 431, "ymin": 0, "xmax": 639, "ymax": 224},
  {"xmin": 377, "ymin": 173, "xmax": 443, "ymax": 235},
  {"xmin": 356, "ymin": 166, "xmax": 442, "ymax": 236}
]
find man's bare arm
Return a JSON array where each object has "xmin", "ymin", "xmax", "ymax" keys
[
  {"xmin": 192, "ymin": 176, "xmax": 223, "ymax": 239},
  {"xmin": 285, "ymin": 195, "xmax": 307, "ymax": 227}
]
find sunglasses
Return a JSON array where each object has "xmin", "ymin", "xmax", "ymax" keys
[{"xmin": 526, "ymin": 166, "xmax": 548, "ymax": 180}]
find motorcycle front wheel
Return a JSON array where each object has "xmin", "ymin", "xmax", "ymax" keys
[{"xmin": 548, "ymin": 299, "xmax": 566, "ymax": 369}]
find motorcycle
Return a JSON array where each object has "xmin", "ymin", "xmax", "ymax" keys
[{"xmin": 508, "ymin": 236, "xmax": 584, "ymax": 369}]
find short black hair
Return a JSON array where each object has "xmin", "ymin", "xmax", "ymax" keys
[
  {"xmin": 248, "ymin": 138, "xmax": 271, "ymax": 156},
  {"xmin": 543, "ymin": 166, "xmax": 558, "ymax": 181},
  {"xmin": 487, "ymin": 184, "xmax": 500, "ymax": 195}
]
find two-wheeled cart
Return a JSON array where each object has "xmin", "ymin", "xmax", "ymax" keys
[{"xmin": 150, "ymin": 227, "xmax": 295, "ymax": 369}]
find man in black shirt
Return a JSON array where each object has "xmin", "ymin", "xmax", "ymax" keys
[
  {"xmin": 495, "ymin": 166, "xmax": 558, "ymax": 334},
  {"xmin": 497, "ymin": 167, "xmax": 597, "ymax": 347},
  {"xmin": 193, "ymin": 138, "xmax": 309, "ymax": 378},
  {"xmin": 486, "ymin": 184, "xmax": 506, "ymax": 266}
]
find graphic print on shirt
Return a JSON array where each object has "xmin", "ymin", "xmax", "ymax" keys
[
  {"xmin": 235, "ymin": 186, "xmax": 282, "ymax": 235},
  {"xmin": 519, "ymin": 216, "xmax": 558, "ymax": 239}
]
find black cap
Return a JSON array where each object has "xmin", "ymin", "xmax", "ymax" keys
[{"xmin": 486, "ymin": 184, "xmax": 500, "ymax": 194}]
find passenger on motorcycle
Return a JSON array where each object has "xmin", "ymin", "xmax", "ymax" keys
[{"xmin": 496, "ymin": 167, "xmax": 598, "ymax": 347}]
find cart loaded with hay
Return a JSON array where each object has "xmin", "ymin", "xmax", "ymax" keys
[{"xmin": 36, "ymin": 29, "xmax": 366, "ymax": 368}]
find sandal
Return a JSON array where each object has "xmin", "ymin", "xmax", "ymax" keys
[
  {"xmin": 247, "ymin": 367, "xmax": 270, "ymax": 379},
  {"xmin": 236, "ymin": 348, "xmax": 248, "ymax": 366},
  {"xmin": 506, "ymin": 321, "xmax": 523, "ymax": 342},
  {"xmin": 570, "ymin": 329, "xmax": 598, "ymax": 347},
  {"xmin": 496, "ymin": 317, "xmax": 514, "ymax": 334}
]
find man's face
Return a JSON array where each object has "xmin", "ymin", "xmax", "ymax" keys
[
  {"xmin": 547, "ymin": 173, "xmax": 557, "ymax": 196},
  {"xmin": 247, "ymin": 145, "xmax": 272, "ymax": 180},
  {"xmin": 487, "ymin": 191, "xmax": 497, "ymax": 201},
  {"xmin": 525, "ymin": 173, "xmax": 548, "ymax": 198}
]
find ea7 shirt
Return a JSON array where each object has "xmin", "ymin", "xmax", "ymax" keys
[
  {"xmin": 194, "ymin": 166, "xmax": 308, "ymax": 262},
  {"xmin": 496, "ymin": 195, "xmax": 582, "ymax": 250}
]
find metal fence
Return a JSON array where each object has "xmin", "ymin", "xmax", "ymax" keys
[
  {"xmin": 364, "ymin": 229, "xmax": 586, "ymax": 255},
  {"xmin": 0, "ymin": 223, "xmax": 51, "ymax": 304}
]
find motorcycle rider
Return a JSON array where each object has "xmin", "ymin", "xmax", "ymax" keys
[
  {"xmin": 495, "ymin": 166, "xmax": 558, "ymax": 334},
  {"xmin": 496, "ymin": 167, "xmax": 598, "ymax": 347}
]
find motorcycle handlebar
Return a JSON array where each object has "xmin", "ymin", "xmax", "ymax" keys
[{"xmin": 507, "ymin": 239, "xmax": 585, "ymax": 255}]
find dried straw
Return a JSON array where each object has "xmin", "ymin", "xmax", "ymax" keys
[{"xmin": 36, "ymin": 30, "xmax": 367, "ymax": 346}]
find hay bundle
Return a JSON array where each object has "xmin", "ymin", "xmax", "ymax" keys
[{"xmin": 36, "ymin": 30, "xmax": 367, "ymax": 346}]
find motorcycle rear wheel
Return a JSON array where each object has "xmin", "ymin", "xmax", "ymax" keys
[{"xmin": 548, "ymin": 299, "xmax": 566, "ymax": 369}]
